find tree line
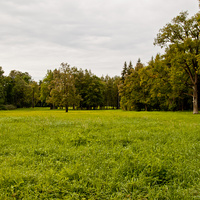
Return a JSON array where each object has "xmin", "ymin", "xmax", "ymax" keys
[
  {"xmin": 0, "ymin": 64, "xmax": 120, "ymax": 111},
  {"xmin": 0, "ymin": 11, "xmax": 200, "ymax": 113}
]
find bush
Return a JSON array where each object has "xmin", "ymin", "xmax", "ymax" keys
[
  {"xmin": 4, "ymin": 105, "xmax": 17, "ymax": 110},
  {"xmin": 0, "ymin": 104, "xmax": 5, "ymax": 110}
]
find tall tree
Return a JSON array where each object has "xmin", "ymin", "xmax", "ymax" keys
[
  {"xmin": 7, "ymin": 70, "xmax": 32, "ymax": 107},
  {"xmin": 85, "ymin": 75, "xmax": 104, "ymax": 109},
  {"xmin": 121, "ymin": 61, "xmax": 128, "ymax": 82},
  {"xmin": 45, "ymin": 63, "xmax": 82, "ymax": 112},
  {"xmin": 127, "ymin": 61, "xmax": 133, "ymax": 75},
  {"xmin": 60, "ymin": 63, "xmax": 81, "ymax": 112},
  {"xmin": 103, "ymin": 75, "xmax": 115, "ymax": 108},
  {"xmin": 135, "ymin": 58, "xmax": 143, "ymax": 71},
  {"xmin": 119, "ymin": 60, "xmax": 145, "ymax": 111},
  {"xmin": 113, "ymin": 76, "xmax": 121, "ymax": 109},
  {"xmin": 154, "ymin": 11, "xmax": 200, "ymax": 114},
  {"xmin": 0, "ymin": 67, "xmax": 5, "ymax": 107},
  {"xmin": 40, "ymin": 70, "xmax": 54, "ymax": 107},
  {"xmin": 30, "ymin": 81, "xmax": 40, "ymax": 108},
  {"xmin": 147, "ymin": 54, "xmax": 173, "ymax": 110},
  {"xmin": 74, "ymin": 68, "xmax": 87, "ymax": 109}
]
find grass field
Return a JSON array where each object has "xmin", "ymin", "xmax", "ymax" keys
[{"xmin": 0, "ymin": 108, "xmax": 200, "ymax": 199}]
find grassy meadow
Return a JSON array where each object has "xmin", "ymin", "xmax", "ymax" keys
[{"xmin": 0, "ymin": 108, "xmax": 200, "ymax": 199}]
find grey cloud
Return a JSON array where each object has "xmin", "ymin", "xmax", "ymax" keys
[{"xmin": 0, "ymin": 0, "xmax": 199, "ymax": 80}]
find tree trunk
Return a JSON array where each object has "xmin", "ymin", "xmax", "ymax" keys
[
  {"xmin": 117, "ymin": 92, "xmax": 120, "ymax": 109},
  {"xmin": 125, "ymin": 105, "xmax": 127, "ymax": 111},
  {"xmin": 32, "ymin": 89, "xmax": 34, "ymax": 108},
  {"xmin": 65, "ymin": 104, "xmax": 68, "ymax": 112},
  {"xmin": 145, "ymin": 104, "xmax": 147, "ymax": 111},
  {"xmin": 193, "ymin": 82, "xmax": 198, "ymax": 114}
]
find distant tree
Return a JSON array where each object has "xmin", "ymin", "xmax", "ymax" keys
[
  {"xmin": 113, "ymin": 76, "xmax": 121, "ymax": 109},
  {"xmin": 7, "ymin": 70, "xmax": 32, "ymax": 107},
  {"xmin": 45, "ymin": 63, "xmax": 81, "ymax": 112},
  {"xmin": 138, "ymin": 66, "xmax": 152, "ymax": 111},
  {"xmin": 85, "ymin": 75, "xmax": 104, "ymax": 110},
  {"xmin": 101, "ymin": 75, "xmax": 120, "ymax": 109},
  {"xmin": 59, "ymin": 63, "xmax": 81, "ymax": 112},
  {"xmin": 0, "ymin": 67, "xmax": 5, "ymax": 107},
  {"xmin": 46, "ymin": 69, "xmax": 62, "ymax": 109},
  {"xmin": 74, "ymin": 69, "xmax": 104, "ymax": 110},
  {"xmin": 119, "ymin": 60, "xmax": 145, "ymax": 111},
  {"xmin": 121, "ymin": 61, "xmax": 128, "ymax": 82},
  {"xmin": 135, "ymin": 58, "xmax": 143, "ymax": 71},
  {"xmin": 127, "ymin": 61, "xmax": 133, "ymax": 75},
  {"xmin": 104, "ymin": 75, "xmax": 115, "ymax": 108},
  {"xmin": 147, "ymin": 54, "xmax": 173, "ymax": 110},
  {"xmin": 30, "ymin": 81, "xmax": 40, "ymax": 108},
  {"xmin": 40, "ymin": 70, "xmax": 54, "ymax": 107},
  {"xmin": 74, "ymin": 68, "xmax": 87, "ymax": 109},
  {"xmin": 165, "ymin": 51, "xmax": 193, "ymax": 111}
]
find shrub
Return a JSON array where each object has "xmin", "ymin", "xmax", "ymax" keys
[
  {"xmin": 0, "ymin": 104, "xmax": 6, "ymax": 110},
  {"xmin": 4, "ymin": 105, "xmax": 17, "ymax": 110}
]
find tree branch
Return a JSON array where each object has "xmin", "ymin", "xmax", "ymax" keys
[{"xmin": 183, "ymin": 61, "xmax": 195, "ymax": 84}]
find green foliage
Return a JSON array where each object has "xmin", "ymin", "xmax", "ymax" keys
[
  {"xmin": 4, "ymin": 70, "xmax": 35, "ymax": 108},
  {"xmin": 30, "ymin": 81, "xmax": 40, "ymax": 108},
  {"xmin": 119, "ymin": 11, "xmax": 200, "ymax": 113},
  {"xmin": 0, "ymin": 65, "xmax": 121, "ymax": 111},
  {"xmin": 119, "ymin": 59, "xmax": 148, "ymax": 111},
  {"xmin": 121, "ymin": 61, "xmax": 128, "ymax": 82},
  {"xmin": 154, "ymin": 11, "xmax": 200, "ymax": 113},
  {"xmin": 0, "ymin": 67, "xmax": 5, "ymax": 106},
  {"xmin": 84, "ymin": 75, "xmax": 104, "ymax": 109},
  {"xmin": 40, "ymin": 70, "xmax": 54, "ymax": 106},
  {"xmin": 39, "ymin": 66, "xmax": 120, "ymax": 110},
  {"xmin": 102, "ymin": 75, "xmax": 120, "ymax": 109},
  {"xmin": 0, "ymin": 109, "xmax": 200, "ymax": 199}
]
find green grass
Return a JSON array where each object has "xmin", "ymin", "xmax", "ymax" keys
[{"xmin": 1, "ymin": 108, "xmax": 200, "ymax": 199}]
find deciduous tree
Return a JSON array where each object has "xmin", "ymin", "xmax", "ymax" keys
[
  {"xmin": 0, "ymin": 67, "xmax": 5, "ymax": 107},
  {"xmin": 154, "ymin": 11, "xmax": 200, "ymax": 113}
]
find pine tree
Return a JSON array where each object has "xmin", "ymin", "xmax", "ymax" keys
[
  {"xmin": 127, "ymin": 61, "xmax": 133, "ymax": 75},
  {"xmin": 121, "ymin": 61, "xmax": 128, "ymax": 82},
  {"xmin": 135, "ymin": 58, "xmax": 143, "ymax": 71}
]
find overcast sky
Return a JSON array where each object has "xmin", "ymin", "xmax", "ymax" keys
[{"xmin": 0, "ymin": 0, "xmax": 199, "ymax": 81}]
